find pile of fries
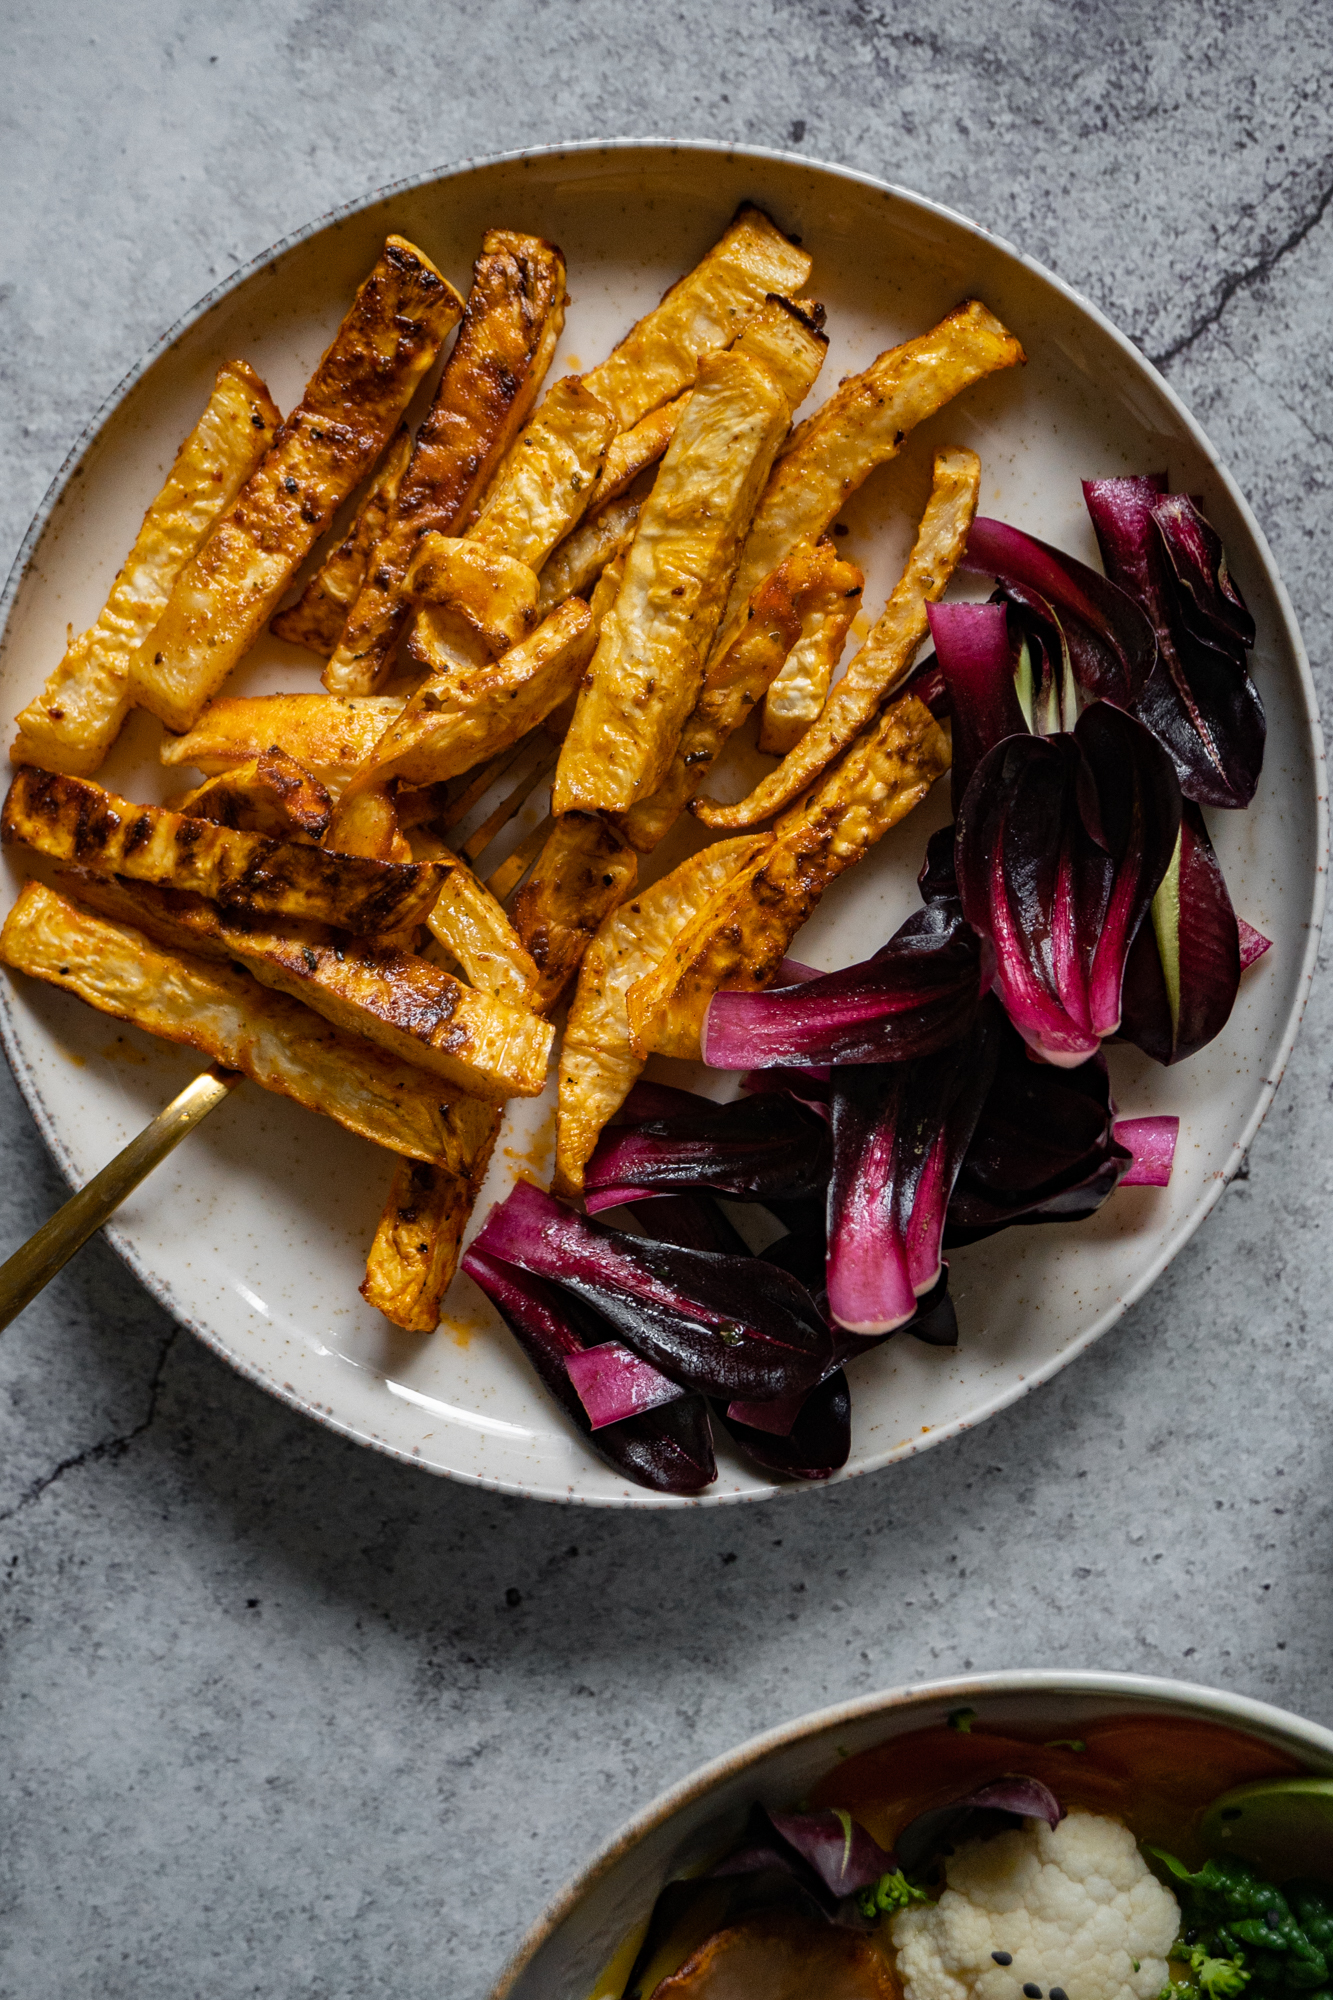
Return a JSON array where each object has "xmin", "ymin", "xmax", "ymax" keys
[{"xmin": 1, "ymin": 207, "xmax": 1023, "ymax": 1343}]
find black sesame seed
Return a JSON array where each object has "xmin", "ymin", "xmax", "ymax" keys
[
  {"xmin": 1023, "ymin": 1985, "xmax": 1043, "ymax": 1997},
  {"xmin": 1051, "ymin": 1988, "xmax": 1069, "ymax": 1999},
  {"xmin": 1266, "ymin": 1910, "xmax": 1282, "ymax": 1930},
  {"xmin": 992, "ymin": 1954, "xmax": 1013, "ymax": 1967}
]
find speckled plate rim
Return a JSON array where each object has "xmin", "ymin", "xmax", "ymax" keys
[
  {"xmin": 0, "ymin": 138, "xmax": 1325, "ymax": 1502},
  {"xmin": 489, "ymin": 1669, "xmax": 1333, "ymax": 1999}
]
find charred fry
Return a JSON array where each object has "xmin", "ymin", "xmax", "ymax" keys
[
  {"xmin": 324, "ymin": 232, "xmax": 566, "ymax": 695},
  {"xmin": 0, "ymin": 881, "xmax": 486, "ymax": 1164},
  {"xmin": 13, "ymin": 362, "xmax": 281, "ymax": 775},
  {"xmin": 362, "ymin": 1131, "xmax": 502, "ymax": 1332},
  {"xmin": 554, "ymin": 835, "xmax": 770, "ymax": 1196},
  {"xmin": 160, "ymin": 694, "xmax": 403, "ymax": 793},
  {"xmin": 3, "ymin": 767, "xmax": 443, "ymax": 936},
  {"xmin": 175, "ymin": 750, "xmax": 333, "ymax": 840},
  {"xmin": 270, "ymin": 423, "xmax": 413, "ymax": 657}
]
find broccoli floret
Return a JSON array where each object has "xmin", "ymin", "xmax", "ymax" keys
[
  {"xmin": 859, "ymin": 1868, "xmax": 934, "ymax": 1920},
  {"xmin": 1152, "ymin": 1854, "xmax": 1333, "ymax": 2000}
]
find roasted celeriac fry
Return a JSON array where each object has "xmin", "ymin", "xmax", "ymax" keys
[
  {"xmin": 3, "ymin": 767, "xmax": 443, "ymax": 936},
  {"xmin": 465, "ymin": 375, "xmax": 617, "ymax": 571},
  {"xmin": 339, "ymin": 594, "xmax": 593, "ymax": 796},
  {"xmin": 553, "ymin": 350, "xmax": 795, "ymax": 815},
  {"xmin": 711, "ymin": 300, "xmax": 1024, "ymax": 667},
  {"xmin": 13, "ymin": 362, "xmax": 281, "ymax": 776},
  {"xmin": 553, "ymin": 835, "xmax": 770, "ymax": 1197},
  {"xmin": 536, "ymin": 473, "xmax": 652, "ymax": 614},
  {"xmin": 59, "ymin": 871, "xmax": 552, "ymax": 1102},
  {"xmin": 133, "ymin": 238, "xmax": 463, "ymax": 733},
  {"xmin": 622, "ymin": 536, "xmax": 864, "ymax": 851},
  {"xmin": 625, "ymin": 690, "xmax": 951, "ymax": 1058},
  {"xmin": 0, "ymin": 882, "xmax": 480, "ymax": 1165},
  {"xmin": 578, "ymin": 395, "xmax": 687, "ymax": 515},
  {"xmin": 758, "ymin": 549, "xmax": 865, "ymax": 753},
  {"xmin": 160, "ymin": 694, "xmax": 403, "ymax": 793},
  {"xmin": 512, "ymin": 812, "xmax": 639, "ymax": 1008},
  {"xmin": 411, "ymin": 832, "xmax": 540, "ymax": 1006},
  {"xmin": 580, "ymin": 205, "xmax": 812, "ymax": 429},
  {"xmin": 324, "ymin": 232, "xmax": 567, "ymax": 696},
  {"xmin": 363, "ymin": 1126, "xmax": 502, "ymax": 1332},
  {"xmin": 404, "ymin": 533, "xmax": 540, "ymax": 654},
  {"xmin": 175, "ymin": 750, "xmax": 333, "ymax": 839},
  {"xmin": 731, "ymin": 295, "xmax": 827, "ymax": 409},
  {"xmin": 694, "ymin": 445, "xmax": 978, "ymax": 828},
  {"xmin": 269, "ymin": 422, "xmax": 413, "ymax": 657}
]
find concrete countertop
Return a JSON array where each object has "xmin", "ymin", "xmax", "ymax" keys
[{"xmin": 2, "ymin": 2, "xmax": 1331, "ymax": 1994}]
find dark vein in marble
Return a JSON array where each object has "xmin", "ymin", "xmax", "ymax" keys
[
  {"xmin": 0, "ymin": 1327, "xmax": 178, "ymax": 1522},
  {"xmin": 1149, "ymin": 172, "xmax": 1333, "ymax": 367}
]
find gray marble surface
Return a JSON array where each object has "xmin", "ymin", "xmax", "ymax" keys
[{"xmin": 3, "ymin": 3, "xmax": 1333, "ymax": 1994}]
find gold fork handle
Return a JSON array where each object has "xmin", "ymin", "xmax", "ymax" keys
[{"xmin": 0, "ymin": 1067, "xmax": 241, "ymax": 1334}]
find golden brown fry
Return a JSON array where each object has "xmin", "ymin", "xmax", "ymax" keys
[
  {"xmin": 694, "ymin": 445, "xmax": 979, "ymax": 827},
  {"xmin": 3, "ymin": 766, "xmax": 443, "ymax": 936},
  {"xmin": 536, "ymin": 472, "xmax": 652, "ymax": 614},
  {"xmin": 553, "ymin": 835, "xmax": 769, "ymax": 1196},
  {"xmin": 712, "ymin": 300, "xmax": 1024, "ymax": 667},
  {"xmin": 581, "ymin": 204, "xmax": 812, "ymax": 428},
  {"xmin": 160, "ymin": 693, "xmax": 403, "ymax": 793},
  {"xmin": 625, "ymin": 691, "xmax": 950, "ymax": 1058},
  {"xmin": 622, "ymin": 537, "xmax": 864, "ymax": 851},
  {"xmin": 175, "ymin": 749, "xmax": 333, "ymax": 839},
  {"xmin": 553, "ymin": 350, "xmax": 793, "ymax": 815},
  {"xmin": 578, "ymin": 395, "xmax": 687, "ymax": 515},
  {"xmin": 62, "ymin": 871, "xmax": 552, "ymax": 1102},
  {"xmin": 362, "ymin": 1128, "xmax": 502, "ymax": 1331},
  {"xmin": 324, "ymin": 232, "xmax": 567, "ymax": 695},
  {"xmin": 340, "ymin": 595, "xmax": 593, "ymax": 795},
  {"xmin": 731, "ymin": 295, "xmax": 827, "ymax": 409},
  {"xmin": 465, "ymin": 375, "xmax": 617, "ymax": 570},
  {"xmin": 404, "ymin": 533, "xmax": 540, "ymax": 653},
  {"xmin": 269, "ymin": 423, "xmax": 413, "ymax": 656},
  {"xmin": 758, "ymin": 549, "xmax": 865, "ymax": 754},
  {"xmin": 411, "ymin": 833, "xmax": 541, "ymax": 1006},
  {"xmin": 0, "ymin": 882, "xmax": 481, "ymax": 1165},
  {"xmin": 512, "ymin": 812, "xmax": 639, "ymax": 1009},
  {"xmin": 13, "ymin": 362, "xmax": 281, "ymax": 775},
  {"xmin": 134, "ymin": 239, "xmax": 463, "ymax": 732}
]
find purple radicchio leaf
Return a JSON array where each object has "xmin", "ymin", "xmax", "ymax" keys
[
  {"xmin": 895, "ymin": 1777, "xmax": 1065, "ymax": 1875},
  {"xmin": 945, "ymin": 1009, "xmax": 1132, "ymax": 1246},
  {"xmin": 718, "ymin": 1370, "xmax": 852, "ymax": 1481},
  {"xmin": 1118, "ymin": 798, "xmax": 1241, "ymax": 1065},
  {"xmin": 460, "ymin": 1247, "xmax": 716, "ymax": 1494},
  {"xmin": 564, "ymin": 1341, "xmax": 685, "ymax": 1429},
  {"xmin": 765, "ymin": 1809, "xmax": 896, "ymax": 1897},
  {"xmin": 741, "ymin": 1066, "xmax": 832, "ymax": 1119},
  {"xmin": 583, "ymin": 1091, "xmax": 832, "ymax": 1212},
  {"xmin": 1083, "ymin": 476, "xmax": 1265, "ymax": 808},
  {"xmin": 955, "ymin": 700, "xmax": 1181, "ymax": 1067},
  {"xmin": 703, "ymin": 896, "xmax": 984, "ymax": 1071},
  {"xmin": 962, "ymin": 515, "xmax": 1157, "ymax": 708},
  {"xmin": 627, "ymin": 1191, "xmax": 753, "ymax": 1257},
  {"xmin": 472, "ymin": 1182, "xmax": 833, "ymax": 1403},
  {"xmin": 827, "ymin": 1009, "xmax": 1000, "ymax": 1335},
  {"xmin": 1238, "ymin": 917, "xmax": 1271, "ymax": 969},
  {"xmin": 928, "ymin": 599, "xmax": 1029, "ymax": 813},
  {"xmin": 1113, "ymin": 1115, "xmax": 1179, "ymax": 1187}
]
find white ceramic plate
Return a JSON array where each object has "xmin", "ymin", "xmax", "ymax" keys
[
  {"xmin": 0, "ymin": 141, "xmax": 1323, "ymax": 1507},
  {"xmin": 490, "ymin": 1670, "xmax": 1333, "ymax": 2000}
]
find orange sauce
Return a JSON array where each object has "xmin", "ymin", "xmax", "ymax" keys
[{"xmin": 811, "ymin": 1716, "xmax": 1306, "ymax": 1867}]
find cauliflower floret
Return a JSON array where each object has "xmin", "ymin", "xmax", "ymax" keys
[{"xmin": 890, "ymin": 1810, "xmax": 1180, "ymax": 2000}]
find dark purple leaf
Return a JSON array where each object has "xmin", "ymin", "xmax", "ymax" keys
[
  {"xmin": 928, "ymin": 599, "xmax": 1027, "ymax": 812},
  {"xmin": 741, "ymin": 1066, "xmax": 832, "ymax": 1119},
  {"xmin": 827, "ymin": 1010, "xmax": 1000, "ymax": 1335},
  {"xmin": 1113, "ymin": 1116, "xmax": 1179, "ymax": 1187},
  {"xmin": 963, "ymin": 515, "xmax": 1157, "ymax": 707},
  {"xmin": 619, "ymin": 1079, "xmax": 709, "ymax": 1123},
  {"xmin": 766, "ymin": 1808, "xmax": 895, "ymax": 1896},
  {"xmin": 460, "ymin": 1248, "xmax": 716, "ymax": 1494},
  {"xmin": 903, "ymin": 651, "xmax": 949, "ymax": 717},
  {"xmin": 584, "ymin": 1092, "xmax": 832, "ymax": 1210},
  {"xmin": 628, "ymin": 1192, "xmax": 752, "ymax": 1258},
  {"xmin": 896, "ymin": 1777, "xmax": 1065, "ymax": 1875},
  {"xmin": 473, "ymin": 1182, "xmax": 833, "ymax": 1402},
  {"xmin": 704, "ymin": 900, "xmax": 984, "ymax": 1071},
  {"xmin": 564, "ymin": 1341, "xmax": 684, "ymax": 1428},
  {"xmin": 1118, "ymin": 799, "xmax": 1241, "ymax": 1064},
  {"xmin": 1238, "ymin": 917, "xmax": 1271, "ymax": 969},
  {"xmin": 719, "ymin": 1370, "xmax": 851, "ymax": 1481},
  {"xmin": 1083, "ymin": 476, "xmax": 1264, "ymax": 808},
  {"xmin": 945, "ymin": 1012, "xmax": 1131, "ymax": 1245},
  {"xmin": 955, "ymin": 701, "xmax": 1180, "ymax": 1066}
]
